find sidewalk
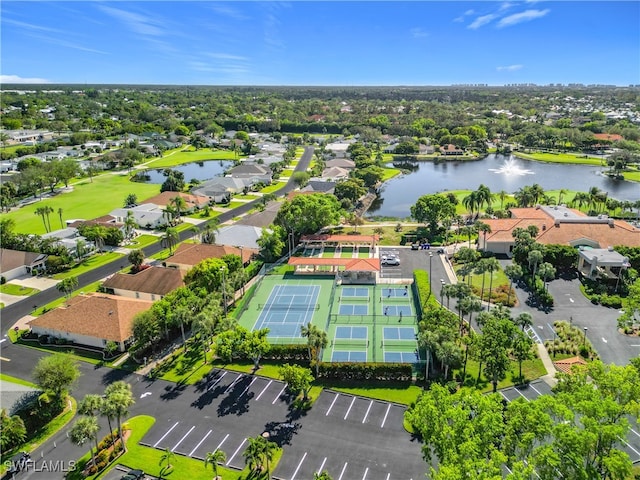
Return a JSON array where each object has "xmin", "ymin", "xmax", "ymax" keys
[{"xmin": 536, "ymin": 343, "xmax": 558, "ymax": 387}]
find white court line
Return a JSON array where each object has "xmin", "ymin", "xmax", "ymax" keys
[
  {"xmin": 385, "ymin": 473, "xmax": 390, "ymax": 480},
  {"xmin": 208, "ymin": 371, "xmax": 227, "ymax": 391},
  {"xmin": 153, "ymin": 422, "xmax": 179, "ymax": 448},
  {"xmin": 255, "ymin": 380, "xmax": 273, "ymax": 401},
  {"xmin": 326, "ymin": 393, "xmax": 340, "ymax": 416},
  {"xmin": 172, "ymin": 425, "xmax": 195, "ymax": 452},
  {"xmin": 514, "ymin": 388, "xmax": 530, "ymax": 402},
  {"xmin": 338, "ymin": 462, "xmax": 348, "ymax": 480},
  {"xmin": 272, "ymin": 385, "xmax": 287, "ymax": 404},
  {"xmin": 528, "ymin": 383, "xmax": 543, "ymax": 396},
  {"xmin": 380, "ymin": 404, "xmax": 391, "ymax": 428},
  {"xmin": 344, "ymin": 396, "xmax": 356, "ymax": 420},
  {"xmin": 239, "ymin": 377, "xmax": 258, "ymax": 398},
  {"xmin": 317, "ymin": 457, "xmax": 327, "ymax": 475},
  {"xmin": 362, "ymin": 467, "xmax": 369, "ymax": 479},
  {"xmin": 216, "ymin": 433, "xmax": 229, "ymax": 452},
  {"xmin": 226, "ymin": 438, "xmax": 247, "ymax": 466},
  {"xmin": 189, "ymin": 429, "xmax": 212, "ymax": 457},
  {"xmin": 290, "ymin": 452, "xmax": 307, "ymax": 480},
  {"xmin": 362, "ymin": 400, "xmax": 373, "ymax": 423},
  {"xmin": 224, "ymin": 374, "xmax": 244, "ymax": 394}
]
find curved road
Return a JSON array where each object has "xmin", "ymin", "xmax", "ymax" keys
[{"xmin": 0, "ymin": 146, "xmax": 313, "ymax": 332}]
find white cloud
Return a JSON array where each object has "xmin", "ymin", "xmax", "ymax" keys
[
  {"xmin": 410, "ymin": 28, "xmax": 428, "ymax": 38},
  {"xmin": 206, "ymin": 53, "xmax": 249, "ymax": 61},
  {"xmin": 1, "ymin": 74, "xmax": 50, "ymax": 84},
  {"xmin": 497, "ymin": 64, "xmax": 523, "ymax": 72},
  {"xmin": 497, "ymin": 9, "xmax": 550, "ymax": 28},
  {"xmin": 468, "ymin": 14, "xmax": 498, "ymax": 29},
  {"xmin": 98, "ymin": 5, "xmax": 164, "ymax": 37},
  {"xmin": 454, "ymin": 9, "xmax": 475, "ymax": 22},
  {"xmin": 2, "ymin": 18, "xmax": 64, "ymax": 34},
  {"xmin": 208, "ymin": 4, "xmax": 249, "ymax": 21}
]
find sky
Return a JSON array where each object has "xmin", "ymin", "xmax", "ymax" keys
[{"xmin": 1, "ymin": 1, "xmax": 639, "ymax": 86}]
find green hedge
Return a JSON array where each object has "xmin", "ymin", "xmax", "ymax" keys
[
  {"xmin": 316, "ymin": 362, "xmax": 413, "ymax": 381},
  {"xmin": 263, "ymin": 344, "xmax": 308, "ymax": 362}
]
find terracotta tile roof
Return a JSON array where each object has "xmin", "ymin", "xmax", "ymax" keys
[
  {"xmin": 103, "ymin": 266, "xmax": 185, "ymax": 295},
  {"xmin": 166, "ymin": 243, "xmax": 257, "ymax": 267},
  {"xmin": 29, "ymin": 293, "xmax": 152, "ymax": 343},
  {"xmin": 593, "ymin": 133, "xmax": 623, "ymax": 142},
  {"xmin": 300, "ymin": 234, "xmax": 379, "ymax": 243},
  {"xmin": 141, "ymin": 191, "xmax": 208, "ymax": 209},
  {"xmin": 510, "ymin": 207, "xmax": 564, "ymax": 219},
  {"xmin": 0, "ymin": 248, "xmax": 47, "ymax": 272},
  {"xmin": 553, "ymin": 356, "xmax": 587, "ymax": 374},
  {"xmin": 287, "ymin": 257, "xmax": 380, "ymax": 271}
]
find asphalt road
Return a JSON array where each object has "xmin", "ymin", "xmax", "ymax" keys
[{"xmin": 0, "ymin": 146, "xmax": 313, "ymax": 333}]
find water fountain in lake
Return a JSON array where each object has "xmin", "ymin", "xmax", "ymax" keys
[{"xmin": 489, "ymin": 157, "xmax": 534, "ymax": 176}]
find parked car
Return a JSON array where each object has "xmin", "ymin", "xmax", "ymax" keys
[
  {"xmin": 381, "ymin": 255, "xmax": 400, "ymax": 266},
  {"xmin": 121, "ymin": 470, "xmax": 145, "ymax": 480},
  {"xmin": 411, "ymin": 243, "xmax": 419, "ymax": 250}
]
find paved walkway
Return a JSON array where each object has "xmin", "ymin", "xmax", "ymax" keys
[{"xmin": 11, "ymin": 275, "xmax": 59, "ymax": 290}]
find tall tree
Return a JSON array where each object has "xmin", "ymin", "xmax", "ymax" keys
[
  {"xmin": 57, "ymin": 276, "xmax": 78, "ymax": 299},
  {"xmin": 204, "ymin": 449, "xmax": 227, "ymax": 480},
  {"xmin": 162, "ymin": 227, "xmax": 179, "ymax": 254},
  {"xmin": 69, "ymin": 416, "xmax": 100, "ymax": 468},
  {"xmin": 32, "ymin": 353, "xmax": 80, "ymax": 402},
  {"xmin": 104, "ymin": 381, "xmax": 134, "ymax": 451}
]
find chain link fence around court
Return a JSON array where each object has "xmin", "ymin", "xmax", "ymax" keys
[{"xmin": 328, "ymin": 314, "xmax": 418, "ymax": 324}]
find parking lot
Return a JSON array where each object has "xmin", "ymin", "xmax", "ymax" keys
[
  {"xmin": 498, "ymin": 380, "xmax": 640, "ymax": 464},
  {"xmin": 137, "ymin": 369, "xmax": 426, "ymax": 479}
]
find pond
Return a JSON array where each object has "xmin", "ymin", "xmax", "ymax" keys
[
  {"xmin": 137, "ymin": 160, "xmax": 235, "ymax": 184},
  {"xmin": 367, "ymin": 154, "xmax": 640, "ymax": 218}
]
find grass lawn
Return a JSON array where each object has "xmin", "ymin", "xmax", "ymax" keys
[
  {"xmin": 0, "ymin": 373, "xmax": 37, "ymax": 388},
  {"xmin": 622, "ymin": 168, "xmax": 640, "ymax": 182},
  {"xmin": 381, "ymin": 167, "xmax": 402, "ymax": 181},
  {"xmin": 211, "ymin": 360, "xmax": 283, "ymax": 380},
  {"xmin": 259, "ymin": 182, "xmax": 287, "ymax": 194},
  {"xmin": 234, "ymin": 194, "xmax": 260, "ymax": 200},
  {"xmin": 54, "ymin": 252, "xmax": 125, "ymax": 280},
  {"xmin": 321, "ymin": 247, "xmax": 336, "ymax": 258},
  {"xmin": 143, "ymin": 148, "xmax": 237, "ymax": 169},
  {"xmin": 512, "ymin": 150, "xmax": 605, "ymax": 166},
  {"xmin": 2, "ymin": 174, "xmax": 160, "ymax": 235},
  {"xmin": 0, "ymin": 397, "xmax": 77, "ymax": 476},
  {"xmin": 453, "ymin": 263, "xmax": 510, "ymax": 293},
  {"xmin": 456, "ymin": 356, "xmax": 547, "ymax": 393},
  {"xmin": 127, "ymin": 234, "xmax": 159, "ymax": 249},
  {"xmin": 152, "ymin": 345, "xmax": 214, "ymax": 385},
  {"xmin": 0, "ymin": 283, "xmax": 39, "ymax": 296},
  {"xmin": 318, "ymin": 381, "xmax": 423, "ymax": 406},
  {"xmin": 71, "ymin": 416, "xmax": 256, "ymax": 480},
  {"xmin": 219, "ymin": 201, "xmax": 246, "ymax": 210},
  {"xmin": 32, "ymin": 280, "xmax": 102, "ymax": 316}
]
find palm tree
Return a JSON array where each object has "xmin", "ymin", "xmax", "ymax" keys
[
  {"xmin": 476, "ymin": 184, "xmax": 494, "ymax": 212},
  {"xmin": 69, "ymin": 416, "xmax": 100, "ymax": 467},
  {"xmin": 417, "ymin": 329, "xmax": 438, "ymax": 381},
  {"xmin": 124, "ymin": 210, "xmax": 137, "ymax": 241},
  {"xmin": 200, "ymin": 219, "xmax": 219, "ymax": 244},
  {"xmin": 310, "ymin": 329, "xmax": 328, "ymax": 376},
  {"xmin": 462, "ymin": 191, "xmax": 479, "ymax": 220},
  {"xmin": 159, "ymin": 447, "xmax": 175, "ymax": 478},
  {"xmin": 57, "ymin": 207, "xmax": 64, "ymax": 229},
  {"xmin": 474, "ymin": 259, "xmax": 488, "ymax": 305},
  {"xmin": 43, "ymin": 205, "xmax": 54, "ymax": 232},
  {"xmin": 504, "ymin": 264, "xmax": 523, "ymax": 307},
  {"xmin": 162, "ymin": 227, "xmax": 179, "ymax": 254},
  {"xmin": 34, "ymin": 207, "xmax": 49, "ymax": 232},
  {"xmin": 436, "ymin": 340, "xmax": 461, "ymax": 380},
  {"xmin": 300, "ymin": 322, "xmax": 319, "ymax": 365},
  {"xmin": 104, "ymin": 381, "xmax": 134, "ymax": 451},
  {"xmin": 475, "ymin": 221, "xmax": 491, "ymax": 251},
  {"xmin": 171, "ymin": 195, "xmax": 187, "ymax": 222},
  {"xmin": 91, "ymin": 225, "xmax": 108, "ymax": 252},
  {"xmin": 243, "ymin": 437, "xmax": 264, "ymax": 474},
  {"xmin": 528, "ymin": 249, "xmax": 544, "ymax": 279},
  {"xmin": 497, "ymin": 190, "xmax": 509, "ymax": 209},
  {"xmin": 57, "ymin": 276, "xmax": 78, "ymax": 299},
  {"xmin": 204, "ymin": 449, "xmax": 227, "ymax": 480},
  {"xmin": 514, "ymin": 312, "xmax": 533, "ymax": 331},
  {"xmin": 78, "ymin": 394, "xmax": 104, "ymax": 454},
  {"xmin": 557, "ymin": 188, "xmax": 568, "ymax": 205},
  {"xmin": 484, "ymin": 257, "xmax": 501, "ymax": 310}
]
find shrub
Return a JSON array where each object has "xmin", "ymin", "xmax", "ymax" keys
[
  {"xmin": 316, "ymin": 362, "xmax": 412, "ymax": 382},
  {"xmin": 0, "ymin": 276, "xmax": 5, "ymax": 285}
]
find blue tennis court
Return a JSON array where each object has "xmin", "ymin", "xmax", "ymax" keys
[
  {"xmin": 338, "ymin": 304, "xmax": 369, "ymax": 315},
  {"xmin": 383, "ymin": 327, "xmax": 416, "ymax": 340},
  {"xmin": 384, "ymin": 351, "xmax": 419, "ymax": 363},
  {"xmin": 335, "ymin": 326, "xmax": 368, "ymax": 339},
  {"xmin": 381, "ymin": 286, "xmax": 410, "ymax": 298},
  {"xmin": 332, "ymin": 351, "xmax": 367, "ymax": 362},
  {"xmin": 253, "ymin": 284, "xmax": 320, "ymax": 338},
  {"xmin": 341, "ymin": 287, "xmax": 370, "ymax": 299},
  {"xmin": 380, "ymin": 305, "xmax": 412, "ymax": 316}
]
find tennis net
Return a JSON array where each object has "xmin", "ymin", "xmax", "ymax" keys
[
  {"xmin": 340, "ymin": 295, "xmax": 370, "ymax": 302},
  {"xmin": 381, "ymin": 338, "xmax": 417, "ymax": 350},
  {"xmin": 258, "ymin": 303, "xmax": 320, "ymax": 311},
  {"xmin": 332, "ymin": 338, "xmax": 369, "ymax": 349}
]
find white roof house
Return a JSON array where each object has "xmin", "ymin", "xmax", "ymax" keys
[{"xmin": 110, "ymin": 203, "xmax": 168, "ymax": 229}]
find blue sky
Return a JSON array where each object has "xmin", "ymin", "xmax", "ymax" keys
[{"xmin": 1, "ymin": 1, "xmax": 639, "ymax": 86}]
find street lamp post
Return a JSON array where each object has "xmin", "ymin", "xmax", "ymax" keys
[
  {"xmin": 440, "ymin": 279, "xmax": 446, "ymax": 307},
  {"xmin": 583, "ymin": 327, "xmax": 588, "ymax": 347},
  {"xmin": 238, "ymin": 245, "xmax": 245, "ymax": 296},
  {"xmin": 220, "ymin": 267, "xmax": 228, "ymax": 317},
  {"xmin": 429, "ymin": 252, "xmax": 433, "ymax": 291}
]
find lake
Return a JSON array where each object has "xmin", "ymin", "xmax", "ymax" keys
[
  {"xmin": 367, "ymin": 154, "xmax": 640, "ymax": 218},
  {"xmin": 139, "ymin": 160, "xmax": 235, "ymax": 184}
]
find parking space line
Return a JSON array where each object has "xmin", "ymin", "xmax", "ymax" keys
[
  {"xmin": 255, "ymin": 380, "xmax": 273, "ymax": 401},
  {"xmin": 362, "ymin": 467, "xmax": 369, "ymax": 479},
  {"xmin": 226, "ymin": 438, "xmax": 247, "ymax": 466},
  {"xmin": 629, "ymin": 427, "xmax": 640, "ymax": 439},
  {"xmin": 272, "ymin": 385, "xmax": 287, "ymax": 404},
  {"xmin": 344, "ymin": 396, "xmax": 356, "ymax": 420},
  {"xmin": 216, "ymin": 433, "xmax": 229, "ymax": 452},
  {"xmin": 208, "ymin": 371, "xmax": 227, "ymax": 391},
  {"xmin": 362, "ymin": 400, "xmax": 373, "ymax": 423},
  {"xmin": 153, "ymin": 422, "xmax": 179, "ymax": 448},
  {"xmin": 514, "ymin": 389, "xmax": 530, "ymax": 402},
  {"xmin": 500, "ymin": 391, "xmax": 510, "ymax": 402},
  {"xmin": 224, "ymin": 374, "xmax": 244, "ymax": 394},
  {"xmin": 171, "ymin": 425, "xmax": 195, "ymax": 451},
  {"xmin": 338, "ymin": 462, "xmax": 348, "ymax": 480},
  {"xmin": 380, "ymin": 404, "xmax": 391, "ymax": 428},
  {"xmin": 189, "ymin": 429, "xmax": 212, "ymax": 457},
  {"xmin": 317, "ymin": 457, "xmax": 327, "ymax": 474},
  {"xmin": 290, "ymin": 452, "xmax": 307, "ymax": 480},
  {"xmin": 620, "ymin": 437, "xmax": 640, "ymax": 457},
  {"xmin": 239, "ymin": 377, "xmax": 258, "ymax": 398},
  {"xmin": 385, "ymin": 473, "xmax": 390, "ymax": 480},
  {"xmin": 326, "ymin": 393, "xmax": 340, "ymax": 416},
  {"xmin": 528, "ymin": 383, "xmax": 542, "ymax": 396}
]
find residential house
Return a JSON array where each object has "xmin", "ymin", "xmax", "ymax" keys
[
  {"xmin": 192, "ymin": 177, "xmax": 249, "ymax": 203},
  {"xmin": 215, "ymin": 224, "xmax": 265, "ymax": 250},
  {"xmin": 325, "ymin": 158, "xmax": 355, "ymax": 170},
  {"xmin": 238, "ymin": 201, "xmax": 282, "ymax": 228},
  {"xmin": 0, "ymin": 248, "xmax": 48, "ymax": 281},
  {"xmin": 299, "ymin": 179, "xmax": 337, "ymax": 195},
  {"xmin": 29, "ymin": 293, "xmax": 153, "ymax": 352},
  {"xmin": 102, "ymin": 266, "xmax": 186, "ymax": 301},
  {"xmin": 165, "ymin": 243, "xmax": 257, "ymax": 271},
  {"xmin": 141, "ymin": 191, "xmax": 208, "ymax": 213},
  {"xmin": 479, "ymin": 205, "xmax": 640, "ymax": 256},
  {"xmin": 441, "ymin": 144, "xmax": 464, "ymax": 155},
  {"xmin": 576, "ymin": 247, "xmax": 631, "ymax": 282},
  {"xmin": 41, "ymin": 227, "xmax": 94, "ymax": 255},
  {"xmin": 321, "ymin": 166, "xmax": 350, "ymax": 181},
  {"xmin": 110, "ymin": 203, "xmax": 168, "ymax": 229},
  {"xmin": 226, "ymin": 162, "xmax": 272, "ymax": 184},
  {"xmin": 67, "ymin": 215, "xmax": 126, "ymax": 236}
]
